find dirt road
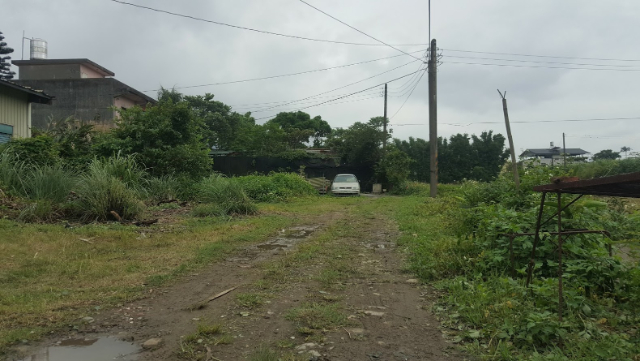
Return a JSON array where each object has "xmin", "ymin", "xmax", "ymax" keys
[{"xmin": 15, "ymin": 198, "xmax": 468, "ymax": 360}]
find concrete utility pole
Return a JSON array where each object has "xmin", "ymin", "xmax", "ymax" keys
[
  {"xmin": 497, "ymin": 90, "xmax": 520, "ymax": 190},
  {"xmin": 563, "ymin": 132, "xmax": 567, "ymax": 168},
  {"xmin": 429, "ymin": 39, "xmax": 438, "ymax": 198},
  {"xmin": 383, "ymin": 83, "xmax": 388, "ymax": 151}
]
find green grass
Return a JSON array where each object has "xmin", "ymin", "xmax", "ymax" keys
[
  {"xmin": 0, "ymin": 197, "xmax": 364, "ymax": 355},
  {"xmin": 236, "ymin": 293, "xmax": 265, "ymax": 309},
  {"xmin": 285, "ymin": 302, "xmax": 348, "ymax": 330},
  {"xmin": 387, "ymin": 190, "xmax": 640, "ymax": 360},
  {"xmin": 178, "ymin": 323, "xmax": 232, "ymax": 359}
]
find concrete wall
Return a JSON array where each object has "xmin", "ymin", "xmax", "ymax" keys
[
  {"xmin": 13, "ymin": 78, "xmax": 154, "ymax": 129},
  {"xmin": 0, "ymin": 85, "xmax": 31, "ymax": 139},
  {"xmin": 18, "ymin": 64, "xmax": 82, "ymax": 80},
  {"xmin": 13, "ymin": 79, "xmax": 115, "ymax": 129},
  {"xmin": 80, "ymin": 64, "xmax": 105, "ymax": 79}
]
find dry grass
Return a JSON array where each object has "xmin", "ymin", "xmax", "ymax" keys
[{"xmin": 0, "ymin": 197, "xmax": 355, "ymax": 354}]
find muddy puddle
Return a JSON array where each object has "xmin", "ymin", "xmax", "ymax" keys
[{"xmin": 19, "ymin": 336, "xmax": 139, "ymax": 361}]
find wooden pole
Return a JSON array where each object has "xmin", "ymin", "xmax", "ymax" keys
[
  {"xmin": 563, "ymin": 132, "xmax": 567, "ymax": 168},
  {"xmin": 429, "ymin": 39, "xmax": 438, "ymax": 198},
  {"xmin": 497, "ymin": 90, "xmax": 520, "ymax": 190}
]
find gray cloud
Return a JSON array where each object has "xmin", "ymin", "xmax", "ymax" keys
[{"xmin": 3, "ymin": 0, "xmax": 639, "ymax": 155}]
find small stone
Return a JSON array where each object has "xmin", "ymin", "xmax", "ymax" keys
[
  {"xmin": 142, "ymin": 338, "xmax": 163, "ymax": 349},
  {"xmin": 405, "ymin": 279, "xmax": 419, "ymax": 284},
  {"xmin": 192, "ymin": 318, "xmax": 200, "ymax": 321},
  {"xmin": 308, "ymin": 350, "xmax": 321, "ymax": 358},
  {"xmin": 81, "ymin": 316, "xmax": 94, "ymax": 324},
  {"xmin": 364, "ymin": 311, "xmax": 385, "ymax": 317},
  {"xmin": 240, "ymin": 312, "xmax": 250, "ymax": 317},
  {"xmin": 345, "ymin": 328, "xmax": 365, "ymax": 336},
  {"xmin": 377, "ymin": 341, "xmax": 386, "ymax": 346},
  {"xmin": 197, "ymin": 339, "xmax": 203, "ymax": 344},
  {"xmin": 118, "ymin": 332, "xmax": 134, "ymax": 342},
  {"xmin": 295, "ymin": 342, "xmax": 317, "ymax": 351}
]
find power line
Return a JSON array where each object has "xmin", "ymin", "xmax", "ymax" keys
[
  {"xmin": 442, "ymin": 48, "xmax": 640, "ymax": 63},
  {"xmin": 254, "ymin": 68, "xmax": 426, "ymax": 121},
  {"xmin": 390, "ymin": 68, "xmax": 428, "ymax": 119},
  {"xmin": 247, "ymin": 59, "xmax": 420, "ymax": 114},
  {"xmin": 232, "ymin": 90, "xmax": 381, "ymax": 111},
  {"xmin": 297, "ymin": 0, "xmax": 425, "ymax": 62},
  {"xmin": 109, "ymin": 0, "xmax": 428, "ymax": 48},
  {"xmin": 391, "ymin": 116, "xmax": 640, "ymax": 127},
  {"xmin": 142, "ymin": 49, "xmax": 426, "ymax": 93},
  {"xmin": 444, "ymin": 54, "xmax": 640, "ymax": 68},
  {"xmin": 444, "ymin": 60, "xmax": 640, "ymax": 72}
]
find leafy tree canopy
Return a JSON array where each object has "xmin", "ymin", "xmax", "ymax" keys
[
  {"xmin": 268, "ymin": 111, "xmax": 332, "ymax": 148},
  {"xmin": 0, "ymin": 31, "xmax": 16, "ymax": 81},
  {"xmin": 593, "ymin": 149, "xmax": 621, "ymax": 161},
  {"xmin": 94, "ymin": 92, "xmax": 212, "ymax": 178}
]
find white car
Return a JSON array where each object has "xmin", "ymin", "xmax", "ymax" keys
[{"xmin": 331, "ymin": 174, "xmax": 361, "ymax": 195}]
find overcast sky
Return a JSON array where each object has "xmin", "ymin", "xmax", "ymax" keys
[{"xmin": 3, "ymin": 0, "xmax": 640, "ymax": 156}]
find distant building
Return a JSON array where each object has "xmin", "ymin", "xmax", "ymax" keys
[
  {"xmin": 11, "ymin": 58, "xmax": 155, "ymax": 130},
  {"xmin": 521, "ymin": 146, "xmax": 589, "ymax": 166},
  {"xmin": 0, "ymin": 79, "xmax": 53, "ymax": 143}
]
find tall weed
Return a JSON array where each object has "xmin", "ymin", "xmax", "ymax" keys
[
  {"xmin": 234, "ymin": 173, "xmax": 317, "ymax": 202},
  {"xmin": 196, "ymin": 175, "xmax": 257, "ymax": 215},
  {"xmin": 73, "ymin": 159, "xmax": 144, "ymax": 221}
]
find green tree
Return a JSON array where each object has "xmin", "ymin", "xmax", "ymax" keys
[
  {"xmin": 94, "ymin": 95, "xmax": 212, "ymax": 178},
  {"xmin": 269, "ymin": 111, "xmax": 332, "ymax": 148},
  {"xmin": 620, "ymin": 146, "xmax": 632, "ymax": 159},
  {"xmin": 326, "ymin": 117, "xmax": 386, "ymax": 167},
  {"xmin": 593, "ymin": 149, "xmax": 621, "ymax": 161},
  {"xmin": 376, "ymin": 145, "xmax": 413, "ymax": 189},
  {"xmin": 0, "ymin": 31, "xmax": 16, "ymax": 80},
  {"xmin": 183, "ymin": 93, "xmax": 256, "ymax": 150}
]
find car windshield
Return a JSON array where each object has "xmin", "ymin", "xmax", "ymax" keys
[{"xmin": 334, "ymin": 175, "xmax": 357, "ymax": 183}]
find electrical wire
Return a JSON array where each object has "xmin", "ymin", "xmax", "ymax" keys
[
  {"xmin": 389, "ymin": 67, "xmax": 428, "ymax": 119},
  {"xmin": 253, "ymin": 68, "xmax": 426, "ymax": 121},
  {"xmin": 232, "ymin": 90, "xmax": 381, "ymax": 112},
  {"xmin": 297, "ymin": 0, "xmax": 425, "ymax": 62},
  {"xmin": 391, "ymin": 116, "xmax": 640, "ymax": 127},
  {"xmin": 141, "ymin": 49, "xmax": 427, "ymax": 93},
  {"xmin": 109, "ymin": 0, "xmax": 428, "ymax": 48},
  {"xmin": 442, "ymin": 48, "xmax": 640, "ymax": 63},
  {"xmin": 444, "ymin": 60, "xmax": 640, "ymax": 72},
  {"xmin": 444, "ymin": 55, "xmax": 640, "ymax": 68},
  {"xmin": 246, "ymin": 59, "xmax": 420, "ymax": 113}
]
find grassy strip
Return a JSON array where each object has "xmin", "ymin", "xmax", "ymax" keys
[
  {"xmin": 0, "ymin": 198, "xmax": 342, "ymax": 355},
  {"xmin": 390, "ymin": 192, "xmax": 640, "ymax": 360}
]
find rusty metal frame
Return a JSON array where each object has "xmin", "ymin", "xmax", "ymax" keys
[{"xmin": 500, "ymin": 191, "xmax": 612, "ymax": 323}]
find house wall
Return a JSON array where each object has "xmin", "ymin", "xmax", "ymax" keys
[
  {"xmin": 113, "ymin": 96, "xmax": 138, "ymax": 119},
  {"xmin": 13, "ymin": 79, "xmax": 115, "ymax": 129},
  {"xmin": 79, "ymin": 64, "xmax": 105, "ymax": 79},
  {"xmin": 13, "ymin": 78, "xmax": 155, "ymax": 129},
  {"xmin": 18, "ymin": 64, "xmax": 81, "ymax": 80},
  {"xmin": 0, "ymin": 85, "xmax": 31, "ymax": 139}
]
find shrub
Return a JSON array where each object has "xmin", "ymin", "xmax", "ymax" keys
[
  {"xmin": 73, "ymin": 160, "xmax": 144, "ymax": 221},
  {"xmin": 145, "ymin": 175, "xmax": 180, "ymax": 204},
  {"xmin": 234, "ymin": 173, "xmax": 317, "ymax": 202},
  {"xmin": 4, "ymin": 135, "xmax": 59, "ymax": 166},
  {"xmin": 18, "ymin": 199, "xmax": 57, "ymax": 223},
  {"xmin": 19, "ymin": 164, "xmax": 76, "ymax": 204},
  {"xmin": 92, "ymin": 152, "xmax": 147, "ymax": 189},
  {"xmin": 0, "ymin": 150, "xmax": 29, "ymax": 196},
  {"xmin": 196, "ymin": 174, "xmax": 257, "ymax": 215}
]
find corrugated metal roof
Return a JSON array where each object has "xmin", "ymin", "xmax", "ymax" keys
[{"xmin": 521, "ymin": 147, "xmax": 588, "ymax": 157}]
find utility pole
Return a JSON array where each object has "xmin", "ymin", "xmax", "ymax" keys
[
  {"xmin": 383, "ymin": 83, "xmax": 388, "ymax": 151},
  {"xmin": 497, "ymin": 90, "xmax": 520, "ymax": 190},
  {"xmin": 563, "ymin": 132, "xmax": 567, "ymax": 168},
  {"xmin": 429, "ymin": 39, "xmax": 438, "ymax": 198}
]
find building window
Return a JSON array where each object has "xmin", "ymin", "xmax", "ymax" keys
[{"xmin": 0, "ymin": 124, "xmax": 13, "ymax": 144}]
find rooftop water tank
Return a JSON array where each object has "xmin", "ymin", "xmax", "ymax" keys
[{"xmin": 30, "ymin": 39, "xmax": 47, "ymax": 60}]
